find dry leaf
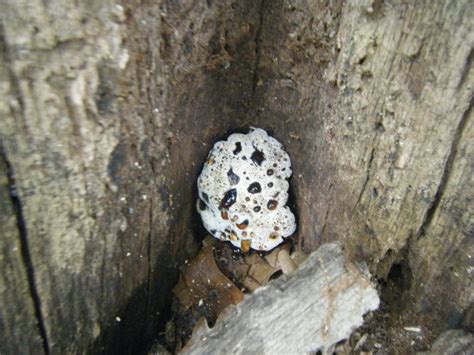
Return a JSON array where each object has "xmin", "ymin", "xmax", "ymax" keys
[{"xmin": 173, "ymin": 245, "xmax": 244, "ymax": 319}]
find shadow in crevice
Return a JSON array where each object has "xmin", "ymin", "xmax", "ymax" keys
[
  {"xmin": 164, "ymin": 0, "xmax": 267, "ymax": 256},
  {"xmin": 90, "ymin": 284, "xmax": 148, "ymax": 355},
  {"xmin": 377, "ymin": 247, "xmax": 413, "ymax": 313}
]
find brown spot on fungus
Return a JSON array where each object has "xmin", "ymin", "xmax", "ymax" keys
[
  {"xmin": 269, "ymin": 233, "xmax": 279, "ymax": 240},
  {"xmin": 267, "ymin": 199, "xmax": 278, "ymax": 210},
  {"xmin": 221, "ymin": 210, "xmax": 229, "ymax": 220},
  {"xmin": 236, "ymin": 220, "xmax": 249, "ymax": 230},
  {"xmin": 230, "ymin": 231, "xmax": 238, "ymax": 241},
  {"xmin": 241, "ymin": 239, "xmax": 251, "ymax": 253}
]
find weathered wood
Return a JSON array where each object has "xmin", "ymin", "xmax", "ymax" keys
[
  {"xmin": 0, "ymin": 151, "xmax": 44, "ymax": 353},
  {"xmin": 332, "ymin": 0, "xmax": 473, "ymax": 334},
  {"xmin": 421, "ymin": 329, "xmax": 474, "ymax": 355},
  {"xmin": 250, "ymin": 0, "xmax": 473, "ymax": 337},
  {"xmin": 181, "ymin": 243, "xmax": 379, "ymax": 354},
  {"xmin": 0, "ymin": 1, "xmax": 189, "ymax": 352},
  {"xmin": 1, "ymin": 0, "xmax": 472, "ymax": 352}
]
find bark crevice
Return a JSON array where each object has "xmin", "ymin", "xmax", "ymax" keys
[
  {"xmin": 0, "ymin": 145, "xmax": 50, "ymax": 355},
  {"xmin": 457, "ymin": 47, "xmax": 473, "ymax": 90},
  {"xmin": 416, "ymin": 97, "xmax": 472, "ymax": 239},
  {"xmin": 145, "ymin": 197, "xmax": 153, "ymax": 324},
  {"xmin": 353, "ymin": 145, "xmax": 376, "ymax": 212}
]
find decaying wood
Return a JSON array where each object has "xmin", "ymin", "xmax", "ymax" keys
[
  {"xmin": 0, "ymin": 1, "xmax": 190, "ymax": 352},
  {"xmin": 250, "ymin": 0, "xmax": 473, "ymax": 339},
  {"xmin": 421, "ymin": 329, "xmax": 474, "ymax": 355},
  {"xmin": 1, "ymin": 0, "xmax": 472, "ymax": 352},
  {"xmin": 181, "ymin": 243, "xmax": 379, "ymax": 354},
  {"xmin": 0, "ymin": 151, "xmax": 44, "ymax": 353}
]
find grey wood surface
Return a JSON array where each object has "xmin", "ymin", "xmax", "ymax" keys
[{"xmin": 181, "ymin": 243, "xmax": 379, "ymax": 354}]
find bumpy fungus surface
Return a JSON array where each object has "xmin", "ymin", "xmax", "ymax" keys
[{"xmin": 196, "ymin": 128, "xmax": 296, "ymax": 251}]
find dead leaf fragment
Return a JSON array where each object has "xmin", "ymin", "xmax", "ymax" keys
[{"xmin": 173, "ymin": 245, "xmax": 244, "ymax": 319}]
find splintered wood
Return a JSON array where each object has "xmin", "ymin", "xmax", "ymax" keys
[{"xmin": 181, "ymin": 243, "xmax": 379, "ymax": 354}]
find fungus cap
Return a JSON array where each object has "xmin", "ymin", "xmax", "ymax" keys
[{"xmin": 196, "ymin": 128, "xmax": 296, "ymax": 251}]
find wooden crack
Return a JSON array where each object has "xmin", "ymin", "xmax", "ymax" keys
[
  {"xmin": 416, "ymin": 96, "xmax": 472, "ymax": 239},
  {"xmin": 0, "ymin": 144, "xmax": 50, "ymax": 355}
]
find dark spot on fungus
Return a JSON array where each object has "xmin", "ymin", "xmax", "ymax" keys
[
  {"xmin": 210, "ymin": 229, "xmax": 216, "ymax": 235},
  {"xmin": 202, "ymin": 192, "xmax": 209, "ymax": 203},
  {"xmin": 267, "ymin": 199, "xmax": 278, "ymax": 210},
  {"xmin": 236, "ymin": 219, "xmax": 249, "ymax": 230},
  {"xmin": 245, "ymin": 197, "xmax": 250, "ymax": 202},
  {"xmin": 253, "ymin": 206, "xmax": 261, "ymax": 212},
  {"xmin": 267, "ymin": 169, "xmax": 274, "ymax": 176},
  {"xmin": 273, "ymin": 163, "xmax": 278, "ymax": 168},
  {"xmin": 269, "ymin": 233, "xmax": 279, "ymax": 240},
  {"xmin": 248, "ymin": 182, "xmax": 262, "ymax": 194},
  {"xmin": 227, "ymin": 168, "xmax": 240, "ymax": 185},
  {"xmin": 242, "ymin": 156, "xmax": 247, "ymax": 160},
  {"xmin": 220, "ymin": 188, "xmax": 237, "ymax": 209},
  {"xmin": 268, "ymin": 182, "xmax": 274, "ymax": 188},
  {"xmin": 251, "ymin": 148, "xmax": 265, "ymax": 166},
  {"xmin": 198, "ymin": 199, "xmax": 207, "ymax": 210},
  {"xmin": 233, "ymin": 142, "xmax": 242, "ymax": 155}
]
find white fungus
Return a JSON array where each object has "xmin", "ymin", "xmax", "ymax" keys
[{"xmin": 196, "ymin": 128, "xmax": 296, "ymax": 251}]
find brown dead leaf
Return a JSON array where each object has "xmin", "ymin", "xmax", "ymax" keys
[
  {"xmin": 242, "ymin": 253, "xmax": 279, "ymax": 291},
  {"xmin": 173, "ymin": 245, "xmax": 244, "ymax": 318}
]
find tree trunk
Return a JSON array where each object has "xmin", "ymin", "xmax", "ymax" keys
[{"xmin": 0, "ymin": 0, "xmax": 472, "ymax": 353}]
